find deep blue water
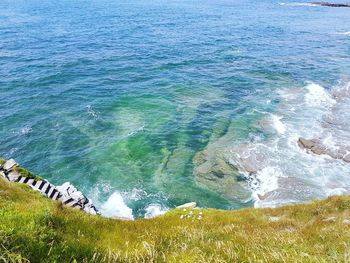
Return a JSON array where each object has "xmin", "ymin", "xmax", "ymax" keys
[{"xmin": 1, "ymin": 0, "xmax": 350, "ymax": 218}]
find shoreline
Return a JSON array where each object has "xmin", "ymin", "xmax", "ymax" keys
[{"xmin": 1, "ymin": 172, "xmax": 349, "ymax": 261}]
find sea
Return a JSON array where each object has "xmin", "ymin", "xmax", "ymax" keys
[{"xmin": 1, "ymin": 0, "xmax": 350, "ymax": 219}]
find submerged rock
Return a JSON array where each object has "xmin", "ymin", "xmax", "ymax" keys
[{"xmin": 193, "ymin": 147, "xmax": 251, "ymax": 201}]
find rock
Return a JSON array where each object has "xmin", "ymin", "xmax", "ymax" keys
[
  {"xmin": 343, "ymin": 154, "xmax": 350, "ymax": 163},
  {"xmin": 327, "ymin": 149, "xmax": 344, "ymax": 159},
  {"xmin": 3, "ymin": 159, "xmax": 18, "ymax": 171},
  {"xmin": 177, "ymin": 202, "xmax": 197, "ymax": 209},
  {"xmin": 311, "ymin": 145, "xmax": 326, "ymax": 155},
  {"xmin": 258, "ymin": 192, "xmax": 272, "ymax": 200},
  {"xmin": 268, "ymin": 216, "xmax": 280, "ymax": 222},
  {"xmin": 312, "ymin": 2, "xmax": 350, "ymax": 8},
  {"xmin": 241, "ymin": 159, "xmax": 259, "ymax": 173},
  {"xmin": 322, "ymin": 216, "xmax": 337, "ymax": 222},
  {"xmin": 342, "ymin": 219, "xmax": 350, "ymax": 225},
  {"xmin": 7, "ymin": 171, "xmax": 20, "ymax": 181},
  {"xmin": 298, "ymin": 138, "xmax": 315, "ymax": 149}
]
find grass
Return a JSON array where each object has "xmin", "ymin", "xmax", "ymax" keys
[
  {"xmin": 0, "ymin": 177, "xmax": 350, "ymax": 262},
  {"xmin": 12, "ymin": 167, "xmax": 44, "ymax": 181},
  {"xmin": 0, "ymin": 159, "xmax": 43, "ymax": 181}
]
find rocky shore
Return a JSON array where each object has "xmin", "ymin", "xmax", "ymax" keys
[
  {"xmin": 298, "ymin": 137, "xmax": 350, "ymax": 163},
  {"xmin": 0, "ymin": 158, "xmax": 99, "ymax": 215},
  {"xmin": 311, "ymin": 2, "xmax": 350, "ymax": 7}
]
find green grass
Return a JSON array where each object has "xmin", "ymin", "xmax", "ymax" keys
[
  {"xmin": 0, "ymin": 177, "xmax": 350, "ymax": 262},
  {"xmin": 13, "ymin": 167, "xmax": 44, "ymax": 181},
  {"xmin": 0, "ymin": 159, "xmax": 43, "ymax": 181}
]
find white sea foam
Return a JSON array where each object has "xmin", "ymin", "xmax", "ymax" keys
[
  {"xmin": 127, "ymin": 125, "xmax": 145, "ymax": 137},
  {"xmin": 271, "ymin": 114, "xmax": 286, "ymax": 134},
  {"xmin": 279, "ymin": 2, "xmax": 319, "ymax": 7},
  {"xmin": 144, "ymin": 204, "xmax": 168, "ymax": 219},
  {"xmin": 13, "ymin": 126, "xmax": 32, "ymax": 135},
  {"xmin": 86, "ymin": 105, "xmax": 99, "ymax": 119},
  {"xmin": 100, "ymin": 192, "xmax": 134, "ymax": 220},
  {"xmin": 232, "ymin": 81, "xmax": 350, "ymax": 208},
  {"xmin": 304, "ymin": 83, "xmax": 335, "ymax": 107},
  {"xmin": 336, "ymin": 31, "xmax": 350, "ymax": 36}
]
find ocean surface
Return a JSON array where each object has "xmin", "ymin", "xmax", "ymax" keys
[{"xmin": 1, "ymin": 0, "xmax": 350, "ymax": 219}]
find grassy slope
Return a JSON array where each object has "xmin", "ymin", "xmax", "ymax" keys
[{"xmin": 1, "ymin": 178, "xmax": 350, "ymax": 262}]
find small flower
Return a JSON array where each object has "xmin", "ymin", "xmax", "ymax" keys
[
  {"xmin": 198, "ymin": 216, "xmax": 202, "ymax": 220},
  {"xmin": 189, "ymin": 211, "xmax": 193, "ymax": 215},
  {"xmin": 180, "ymin": 215, "xmax": 184, "ymax": 219},
  {"xmin": 183, "ymin": 208, "xmax": 187, "ymax": 212},
  {"xmin": 199, "ymin": 212, "xmax": 202, "ymax": 215}
]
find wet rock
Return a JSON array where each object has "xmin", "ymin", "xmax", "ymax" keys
[
  {"xmin": 298, "ymin": 137, "xmax": 350, "ymax": 164},
  {"xmin": 311, "ymin": 145, "xmax": 326, "ymax": 155},
  {"xmin": 193, "ymin": 148, "xmax": 251, "ymax": 201},
  {"xmin": 241, "ymin": 159, "xmax": 259, "ymax": 173},
  {"xmin": 343, "ymin": 154, "xmax": 350, "ymax": 163},
  {"xmin": 322, "ymin": 216, "xmax": 337, "ymax": 222},
  {"xmin": 298, "ymin": 138, "xmax": 326, "ymax": 155},
  {"xmin": 258, "ymin": 192, "xmax": 272, "ymax": 200},
  {"xmin": 230, "ymin": 143, "xmax": 266, "ymax": 173},
  {"xmin": 177, "ymin": 202, "xmax": 197, "ymax": 209},
  {"xmin": 327, "ymin": 149, "xmax": 344, "ymax": 160},
  {"xmin": 236, "ymin": 174, "xmax": 247, "ymax": 182},
  {"xmin": 298, "ymin": 138, "xmax": 316, "ymax": 149}
]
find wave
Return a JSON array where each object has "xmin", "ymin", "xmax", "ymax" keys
[
  {"xmin": 100, "ymin": 192, "xmax": 134, "ymax": 220},
  {"xmin": 91, "ymin": 186, "xmax": 169, "ymax": 219},
  {"xmin": 336, "ymin": 31, "xmax": 350, "ymax": 36},
  {"xmin": 279, "ymin": 2, "xmax": 319, "ymax": 7},
  {"xmin": 230, "ymin": 81, "xmax": 350, "ymax": 208},
  {"xmin": 144, "ymin": 204, "xmax": 168, "ymax": 219}
]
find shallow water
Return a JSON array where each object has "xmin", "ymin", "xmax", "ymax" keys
[{"xmin": 1, "ymin": 0, "xmax": 350, "ymax": 218}]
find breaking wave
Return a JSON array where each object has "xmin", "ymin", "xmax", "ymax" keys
[
  {"xmin": 100, "ymin": 192, "xmax": 134, "ymax": 220},
  {"xmin": 279, "ymin": 2, "xmax": 319, "ymax": 7},
  {"xmin": 230, "ymin": 81, "xmax": 350, "ymax": 207}
]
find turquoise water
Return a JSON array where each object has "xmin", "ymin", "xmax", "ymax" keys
[{"xmin": 1, "ymin": 0, "xmax": 350, "ymax": 218}]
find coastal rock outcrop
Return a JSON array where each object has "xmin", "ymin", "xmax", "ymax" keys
[
  {"xmin": 298, "ymin": 137, "xmax": 350, "ymax": 163},
  {"xmin": 193, "ymin": 147, "xmax": 252, "ymax": 201},
  {"xmin": 311, "ymin": 2, "xmax": 350, "ymax": 7},
  {"xmin": 0, "ymin": 159, "xmax": 99, "ymax": 215}
]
